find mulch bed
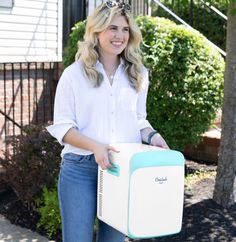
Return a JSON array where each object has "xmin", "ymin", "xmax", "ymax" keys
[{"xmin": 1, "ymin": 159, "xmax": 236, "ymax": 242}]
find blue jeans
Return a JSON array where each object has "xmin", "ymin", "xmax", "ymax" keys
[{"xmin": 58, "ymin": 153, "xmax": 126, "ymax": 242}]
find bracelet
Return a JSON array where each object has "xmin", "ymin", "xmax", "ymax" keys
[{"xmin": 148, "ymin": 130, "xmax": 158, "ymax": 145}]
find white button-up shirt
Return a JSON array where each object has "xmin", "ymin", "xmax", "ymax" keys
[{"xmin": 47, "ymin": 59, "xmax": 152, "ymax": 156}]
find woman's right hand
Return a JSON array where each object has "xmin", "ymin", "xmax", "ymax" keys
[{"xmin": 92, "ymin": 142, "xmax": 119, "ymax": 169}]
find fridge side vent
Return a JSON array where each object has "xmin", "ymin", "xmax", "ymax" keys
[
  {"xmin": 99, "ymin": 170, "xmax": 104, "ymax": 193},
  {"xmin": 98, "ymin": 170, "xmax": 104, "ymax": 217},
  {"xmin": 98, "ymin": 193, "xmax": 103, "ymax": 217}
]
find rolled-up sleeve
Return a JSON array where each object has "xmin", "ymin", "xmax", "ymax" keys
[
  {"xmin": 47, "ymin": 70, "xmax": 78, "ymax": 145},
  {"xmin": 136, "ymin": 68, "xmax": 153, "ymax": 130}
]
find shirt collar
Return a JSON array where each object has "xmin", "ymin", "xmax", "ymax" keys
[{"xmin": 95, "ymin": 57, "xmax": 125, "ymax": 69}]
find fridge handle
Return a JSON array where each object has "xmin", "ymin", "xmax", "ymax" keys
[{"xmin": 107, "ymin": 163, "xmax": 120, "ymax": 177}]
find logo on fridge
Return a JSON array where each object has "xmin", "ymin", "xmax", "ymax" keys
[{"xmin": 155, "ymin": 176, "xmax": 168, "ymax": 184}]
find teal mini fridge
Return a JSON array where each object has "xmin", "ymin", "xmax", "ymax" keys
[{"xmin": 97, "ymin": 143, "xmax": 185, "ymax": 239}]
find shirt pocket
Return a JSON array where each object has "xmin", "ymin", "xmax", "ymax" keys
[{"xmin": 118, "ymin": 87, "xmax": 137, "ymax": 112}]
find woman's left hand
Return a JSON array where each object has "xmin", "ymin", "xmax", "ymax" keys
[{"xmin": 150, "ymin": 133, "xmax": 169, "ymax": 149}]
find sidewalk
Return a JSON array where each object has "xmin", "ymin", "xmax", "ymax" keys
[{"xmin": 0, "ymin": 214, "xmax": 54, "ymax": 242}]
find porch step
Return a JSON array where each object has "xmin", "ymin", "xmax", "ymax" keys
[{"xmin": 184, "ymin": 128, "xmax": 221, "ymax": 163}]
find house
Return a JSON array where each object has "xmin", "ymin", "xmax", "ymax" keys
[
  {"xmin": 0, "ymin": 0, "xmax": 63, "ymax": 63},
  {"xmin": 0, "ymin": 0, "xmax": 63, "ymax": 152}
]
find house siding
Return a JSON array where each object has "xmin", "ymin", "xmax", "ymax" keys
[{"xmin": 0, "ymin": 0, "xmax": 62, "ymax": 62}]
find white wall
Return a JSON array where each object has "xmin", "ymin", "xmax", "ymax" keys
[{"xmin": 0, "ymin": 0, "xmax": 62, "ymax": 62}]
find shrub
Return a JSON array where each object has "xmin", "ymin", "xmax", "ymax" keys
[
  {"xmin": 37, "ymin": 184, "xmax": 61, "ymax": 240},
  {"xmin": 63, "ymin": 16, "xmax": 224, "ymax": 150},
  {"xmin": 0, "ymin": 124, "xmax": 61, "ymax": 210},
  {"xmin": 136, "ymin": 16, "xmax": 224, "ymax": 149},
  {"xmin": 63, "ymin": 20, "xmax": 86, "ymax": 68}
]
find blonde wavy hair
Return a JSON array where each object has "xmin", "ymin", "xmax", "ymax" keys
[{"xmin": 76, "ymin": 2, "xmax": 144, "ymax": 91}]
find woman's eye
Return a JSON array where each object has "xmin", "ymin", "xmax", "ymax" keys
[{"xmin": 109, "ymin": 26, "xmax": 117, "ymax": 30}]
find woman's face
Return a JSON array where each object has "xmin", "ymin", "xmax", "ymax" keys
[{"xmin": 97, "ymin": 15, "xmax": 130, "ymax": 58}]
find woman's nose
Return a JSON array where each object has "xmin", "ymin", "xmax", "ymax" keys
[{"xmin": 114, "ymin": 30, "xmax": 123, "ymax": 38}]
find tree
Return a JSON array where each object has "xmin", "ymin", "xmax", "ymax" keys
[{"xmin": 213, "ymin": 1, "xmax": 236, "ymax": 208}]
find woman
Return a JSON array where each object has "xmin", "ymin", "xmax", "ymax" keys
[{"xmin": 47, "ymin": 1, "xmax": 169, "ymax": 242}]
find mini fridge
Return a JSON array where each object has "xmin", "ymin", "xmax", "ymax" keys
[{"xmin": 97, "ymin": 143, "xmax": 185, "ymax": 239}]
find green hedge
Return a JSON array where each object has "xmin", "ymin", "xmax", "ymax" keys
[
  {"xmin": 137, "ymin": 16, "xmax": 224, "ymax": 149},
  {"xmin": 63, "ymin": 16, "xmax": 224, "ymax": 150},
  {"xmin": 63, "ymin": 21, "xmax": 86, "ymax": 68}
]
